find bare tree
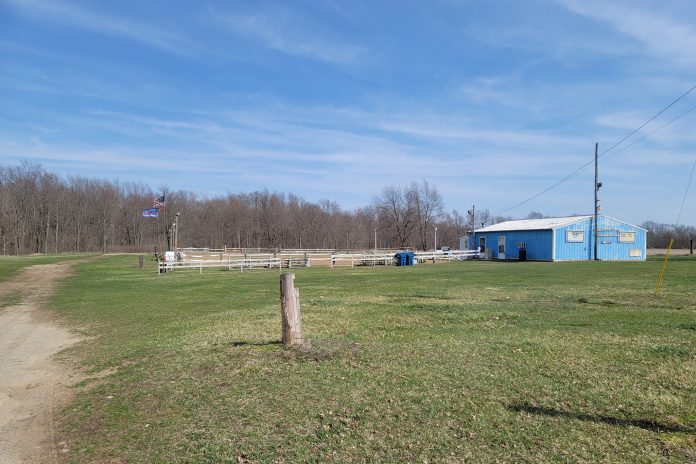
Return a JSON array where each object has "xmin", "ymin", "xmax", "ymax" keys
[
  {"xmin": 435, "ymin": 209, "xmax": 467, "ymax": 248},
  {"xmin": 411, "ymin": 180, "xmax": 443, "ymax": 250},
  {"xmin": 374, "ymin": 185, "xmax": 417, "ymax": 248},
  {"xmin": 526, "ymin": 211, "xmax": 548, "ymax": 219},
  {"xmin": 5, "ymin": 162, "xmax": 684, "ymax": 255}
]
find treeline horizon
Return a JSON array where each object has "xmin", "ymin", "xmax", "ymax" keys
[{"xmin": 0, "ymin": 162, "xmax": 693, "ymax": 255}]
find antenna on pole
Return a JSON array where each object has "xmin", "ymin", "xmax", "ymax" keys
[{"xmin": 594, "ymin": 143, "xmax": 602, "ymax": 261}]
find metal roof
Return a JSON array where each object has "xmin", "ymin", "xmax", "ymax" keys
[{"xmin": 473, "ymin": 215, "xmax": 593, "ymax": 233}]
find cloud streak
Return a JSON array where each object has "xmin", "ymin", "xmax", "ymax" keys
[
  {"xmin": 220, "ymin": 7, "xmax": 368, "ymax": 66},
  {"xmin": 556, "ymin": 0, "xmax": 696, "ymax": 67},
  {"xmin": 2, "ymin": 1, "xmax": 695, "ymax": 223},
  {"xmin": 2, "ymin": 0, "xmax": 202, "ymax": 57}
]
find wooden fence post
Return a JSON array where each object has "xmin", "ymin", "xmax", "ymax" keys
[
  {"xmin": 139, "ymin": 255, "xmax": 144, "ymax": 269},
  {"xmin": 280, "ymin": 273, "xmax": 303, "ymax": 346}
]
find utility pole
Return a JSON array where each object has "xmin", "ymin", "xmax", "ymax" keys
[
  {"xmin": 166, "ymin": 224, "xmax": 172, "ymax": 251},
  {"xmin": 467, "ymin": 205, "xmax": 476, "ymax": 251},
  {"xmin": 594, "ymin": 143, "xmax": 602, "ymax": 261},
  {"xmin": 374, "ymin": 228, "xmax": 377, "ymax": 251},
  {"xmin": 433, "ymin": 225, "xmax": 438, "ymax": 251},
  {"xmin": 174, "ymin": 212, "xmax": 180, "ymax": 251}
]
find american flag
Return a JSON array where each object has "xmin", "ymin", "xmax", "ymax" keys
[{"xmin": 153, "ymin": 194, "xmax": 166, "ymax": 209}]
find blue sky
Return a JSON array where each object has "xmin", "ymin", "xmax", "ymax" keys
[{"xmin": 1, "ymin": 0, "xmax": 695, "ymax": 224}]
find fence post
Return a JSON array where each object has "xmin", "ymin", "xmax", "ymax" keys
[
  {"xmin": 691, "ymin": 239, "xmax": 694, "ymax": 255},
  {"xmin": 280, "ymin": 273, "xmax": 302, "ymax": 346}
]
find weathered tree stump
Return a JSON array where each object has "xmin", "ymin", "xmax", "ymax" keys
[{"xmin": 280, "ymin": 273, "xmax": 303, "ymax": 346}]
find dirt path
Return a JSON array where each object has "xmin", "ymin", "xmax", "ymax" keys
[{"xmin": 0, "ymin": 263, "xmax": 85, "ymax": 464}]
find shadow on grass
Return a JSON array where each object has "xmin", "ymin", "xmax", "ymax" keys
[
  {"xmin": 230, "ymin": 340, "xmax": 282, "ymax": 347},
  {"xmin": 508, "ymin": 402, "xmax": 695, "ymax": 433}
]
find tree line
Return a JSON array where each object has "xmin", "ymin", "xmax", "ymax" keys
[
  {"xmin": 0, "ymin": 163, "xmax": 474, "ymax": 254},
  {"xmin": 0, "ymin": 162, "xmax": 693, "ymax": 255},
  {"xmin": 641, "ymin": 221, "xmax": 696, "ymax": 249}
]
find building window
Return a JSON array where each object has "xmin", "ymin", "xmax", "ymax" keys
[
  {"xmin": 619, "ymin": 231, "xmax": 636, "ymax": 243},
  {"xmin": 566, "ymin": 230, "xmax": 584, "ymax": 242}
]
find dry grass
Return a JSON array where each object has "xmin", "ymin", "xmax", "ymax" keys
[{"xmin": 50, "ymin": 255, "xmax": 696, "ymax": 463}]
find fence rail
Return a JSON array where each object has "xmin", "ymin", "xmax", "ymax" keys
[{"xmin": 158, "ymin": 249, "xmax": 481, "ymax": 273}]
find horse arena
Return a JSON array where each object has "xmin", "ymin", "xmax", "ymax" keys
[{"xmin": 158, "ymin": 247, "xmax": 481, "ymax": 272}]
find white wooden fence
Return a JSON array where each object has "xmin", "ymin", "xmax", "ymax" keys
[{"xmin": 158, "ymin": 249, "xmax": 481, "ymax": 273}]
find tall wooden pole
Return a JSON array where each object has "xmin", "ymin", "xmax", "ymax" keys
[
  {"xmin": 174, "ymin": 212, "xmax": 180, "ymax": 251},
  {"xmin": 468, "ymin": 205, "xmax": 475, "ymax": 251},
  {"xmin": 594, "ymin": 143, "xmax": 599, "ymax": 261},
  {"xmin": 280, "ymin": 273, "xmax": 303, "ymax": 346}
]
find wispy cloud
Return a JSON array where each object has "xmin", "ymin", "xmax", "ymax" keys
[
  {"xmin": 2, "ymin": 0, "xmax": 201, "ymax": 57},
  {"xmin": 2, "ymin": 0, "xmax": 695, "ymax": 222},
  {"xmin": 458, "ymin": 76, "xmax": 518, "ymax": 105},
  {"xmin": 0, "ymin": 103, "xmax": 597, "ymax": 185},
  {"xmin": 220, "ymin": 7, "xmax": 368, "ymax": 66},
  {"xmin": 556, "ymin": 0, "xmax": 696, "ymax": 67}
]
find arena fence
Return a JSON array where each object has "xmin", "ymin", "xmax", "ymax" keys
[{"xmin": 158, "ymin": 249, "xmax": 482, "ymax": 273}]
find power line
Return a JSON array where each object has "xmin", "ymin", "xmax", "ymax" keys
[
  {"xmin": 494, "ymin": 84, "xmax": 696, "ymax": 215},
  {"xmin": 495, "ymin": 159, "xmax": 595, "ymax": 215},
  {"xmin": 602, "ymin": 103, "xmax": 696, "ymax": 162},
  {"xmin": 600, "ymin": 83, "xmax": 696, "ymax": 158},
  {"xmin": 675, "ymin": 160, "xmax": 696, "ymax": 227}
]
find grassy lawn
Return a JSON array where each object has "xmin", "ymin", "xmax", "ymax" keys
[
  {"xmin": 0, "ymin": 254, "xmax": 93, "ymax": 309},
  {"xmin": 52, "ymin": 255, "xmax": 696, "ymax": 463},
  {"xmin": 0, "ymin": 254, "xmax": 92, "ymax": 283}
]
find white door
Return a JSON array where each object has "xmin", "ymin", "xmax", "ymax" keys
[{"xmin": 498, "ymin": 236, "xmax": 506, "ymax": 259}]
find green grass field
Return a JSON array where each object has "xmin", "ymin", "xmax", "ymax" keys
[
  {"xmin": 0, "ymin": 254, "xmax": 91, "ymax": 309},
  {"xmin": 0, "ymin": 254, "xmax": 92, "ymax": 283},
  {"xmin": 47, "ymin": 255, "xmax": 696, "ymax": 463}
]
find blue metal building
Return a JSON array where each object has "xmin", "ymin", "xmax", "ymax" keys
[{"xmin": 459, "ymin": 215, "xmax": 646, "ymax": 261}]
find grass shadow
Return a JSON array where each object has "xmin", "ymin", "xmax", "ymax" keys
[
  {"xmin": 508, "ymin": 402, "xmax": 695, "ymax": 433},
  {"xmin": 230, "ymin": 340, "xmax": 282, "ymax": 347}
]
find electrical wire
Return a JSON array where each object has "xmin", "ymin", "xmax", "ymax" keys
[
  {"xmin": 600, "ymin": 83, "xmax": 696, "ymax": 158},
  {"xmin": 675, "ymin": 160, "xmax": 696, "ymax": 227},
  {"xmin": 494, "ymin": 84, "xmax": 696, "ymax": 215},
  {"xmin": 603, "ymin": 103, "xmax": 696, "ymax": 162},
  {"xmin": 494, "ymin": 159, "xmax": 595, "ymax": 215}
]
